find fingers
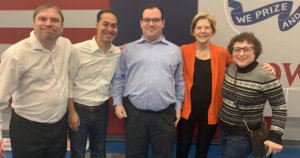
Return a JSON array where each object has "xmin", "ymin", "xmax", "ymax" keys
[
  {"xmin": 264, "ymin": 140, "xmax": 283, "ymax": 156},
  {"xmin": 175, "ymin": 117, "xmax": 180, "ymax": 127},
  {"xmin": 0, "ymin": 152, "xmax": 5, "ymax": 158},
  {"xmin": 118, "ymin": 43, "xmax": 127, "ymax": 51},
  {"xmin": 115, "ymin": 105, "xmax": 127, "ymax": 119},
  {"xmin": 0, "ymin": 141, "xmax": 6, "ymax": 158},
  {"xmin": 0, "ymin": 142, "xmax": 6, "ymax": 151},
  {"xmin": 122, "ymin": 110, "xmax": 127, "ymax": 118},
  {"xmin": 261, "ymin": 63, "xmax": 276, "ymax": 75},
  {"xmin": 67, "ymin": 112, "xmax": 80, "ymax": 131},
  {"xmin": 266, "ymin": 146, "xmax": 272, "ymax": 156},
  {"xmin": 174, "ymin": 108, "xmax": 181, "ymax": 127},
  {"xmin": 68, "ymin": 120, "xmax": 79, "ymax": 131}
]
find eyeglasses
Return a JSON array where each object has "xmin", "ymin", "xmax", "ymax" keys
[
  {"xmin": 141, "ymin": 18, "xmax": 162, "ymax": 23},
  {"xmin": 232, "ymin": 46, "xmax": 254, "ymax": 54}
]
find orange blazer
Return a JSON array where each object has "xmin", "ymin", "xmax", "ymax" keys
[{"xmin": 180, "ymin": 42, "xmax": 234, "ymax": 124}]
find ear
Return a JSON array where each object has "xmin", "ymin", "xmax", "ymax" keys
[
  {"xmin": 140, "ymin": 19, "xmax": 143, "ymax": 28},
  {"xmin": 162, "ymin": 19, "xmax": 166, "ymax": 29}
]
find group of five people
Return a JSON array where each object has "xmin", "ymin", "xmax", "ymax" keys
[{"xmin": 0, "ymin": 3, "xmax": 286, "ymax": 158}]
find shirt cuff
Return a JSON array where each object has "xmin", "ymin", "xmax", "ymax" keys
[
  {"xmin": 68, "ymin": 89, "xmax": 74, "ymax": 98},
  {"xmin": 267, "ymin": 130, "xmax": 283, "ymax": 145},
  {"xmin": 175, "ymin": 100, "xmax": 182, "ymax": 109},
  {"xmin": 0, "ymin": 110, "xmax": 3, "ymax": 141},
  {"xmin": 113, "ymin": 97, "xmax": 123, "ymax": 106}
]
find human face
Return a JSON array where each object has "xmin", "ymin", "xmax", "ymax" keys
[
  {"xmin": 33, "ymin": 8, "xmax": 63, "ymax": 43},
  {"xmin": 232, "ymin": 41, "xmax": 255, "ymax": 68},
  {"xmin": 192, "ymin": 18, "xmax": 214, "ymax": 45},
  {"xmin": 96, "ymin": 13, "xmax": 118, "ymax": 45},
  {"xmin": 140, "ymin": 8, "xmax": 165, "ymax": 43}
]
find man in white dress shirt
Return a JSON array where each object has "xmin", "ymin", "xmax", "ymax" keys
[
  {"xmin": 67, "ymin": 10, "xmax": 121, "ymax": 158},
  {"xmin": 0, "ymin": 4, "xmax": 74, "ymax": 158}
]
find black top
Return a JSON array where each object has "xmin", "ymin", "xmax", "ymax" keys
[{"xmin": 190, "ymin": 57, "xmax": 212, "ymax": 121}]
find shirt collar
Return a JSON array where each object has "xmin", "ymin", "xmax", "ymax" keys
[
  {"xmin": 91, "ymin": 36, "xmax": 117, "ymax": 54},
  {"xmin": 137, "ymin": 36, "xmax": 168, "ymax": 45},
  {"xmin": 29, "ymin": 30, "xmax": 57, "ymax": 53}
]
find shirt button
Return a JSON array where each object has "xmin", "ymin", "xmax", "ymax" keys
[
  {"xmin": 150, "ymin": 81, "xmax": 153, "ymax": 83},
  {"xmin": 149, "ymin": 92, "xmax": 152, "ymax": 95},
  {"xmin": 151, "ymin": 70, "xmax": 154, "ymax": 72},
  {"xmin": 149, "ymin": 103, "xmax": 152, "ymax": 106}
]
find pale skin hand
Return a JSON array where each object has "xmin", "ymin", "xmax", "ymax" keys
[
  {"xmin": 0, "ymin": 140, "xmax": 6, "ymax": 158},
  {"xmin": 67, "ymin": 99, "xmax": 80, "ymax": 131},
  {"xmin": 262, "ymin": 63, "xmax": 276, "ymax": 75},
  {"xmin": 175, "ymin": 108, "xmax": 181, "ymax": 127},
  {"xmin": 115, "ymin": 104, "xmax": 181, "ymax": 127},
  {"xmin": 264, "ymin": 140, "xmax": 283, "ymax": 156},
  {"xmin": 118, "ymin": 43, "xmax": 127, "ymax": 52},
  {"xmin": 114, "ymin": 104, "xmax": 127, "ymax": 119}
]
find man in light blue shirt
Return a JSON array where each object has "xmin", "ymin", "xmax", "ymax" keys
[{"xmin": 112, "ymin": 4, "xmax": 184, "ymax": 158}]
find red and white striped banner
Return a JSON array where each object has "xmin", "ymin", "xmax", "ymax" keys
[{"xmin": 0, "ymin": 0, "xmax": 110, "ymax": 54}]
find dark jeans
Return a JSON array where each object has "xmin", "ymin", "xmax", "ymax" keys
[
  {"xmin": 220, "ymin": 129, "xmax": 252, "ymax": 158},
  {"xmin": 123, "ymin": 99, "xmax": 176, "ymax": 158},
  {"xmin": 176, "ymin": 117, "xmax": 217, "ymax": 158},
  {"xmin": 68, "ymin": 100, "xmax": 109, "ymax": 158},
  {"xmin": 9, "ymin": 110, "xmax": 67, "ymax": 158}
]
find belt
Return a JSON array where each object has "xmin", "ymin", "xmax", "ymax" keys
[
  {"xmin": 125, "ymin": 97, "xmax": 175, "ymax": 113},
  {"xmin": 73, "ymin": 102, "xmax": 101, "ymax": 112}
]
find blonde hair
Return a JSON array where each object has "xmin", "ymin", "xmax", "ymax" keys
[{"xmin": 190, "ymin": 13, "xmax": 217, "ymax": 35}]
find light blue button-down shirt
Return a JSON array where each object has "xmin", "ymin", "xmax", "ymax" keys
[{"xmin": 112, "ymin": 36, "xmax": 185, "ymax": 111}]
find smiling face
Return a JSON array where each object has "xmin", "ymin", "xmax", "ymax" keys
[
  {"xmin": 96, "ymin": 12, "xmax": 118, "ymax": 45},
  {"xmin": 33, "ymin": 8, "xmax": 63, "ymax": 43},
  {"xmin": 140, "ymin": 8, "xmax": 165, "ymax": 43},
  {"xmin": 232, "ymin": 41, "xmax": 256, "ymax": 68},
  {"xmin": 192, "ymin": 18, "xmax": 214, "ymax": 45}
]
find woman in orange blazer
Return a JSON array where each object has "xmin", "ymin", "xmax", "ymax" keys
[
  {"xmin": 176, "ymin": 13, "xmax": 274, "ymax": 158},
  {"xmin": 176, "ymin": 13, "xmax": 234, "ymax": 158}
]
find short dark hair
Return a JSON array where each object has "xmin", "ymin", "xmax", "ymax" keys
[
  {"xmin": 96, "ymin": 10, "xmax": 118, "ymax": 23},
  {"xmin": 140, "ymin": 4, "xmax": 164, "ymax": 20},
  {"xmin": 227, "ymin": 32, "xmax": 263, "ymax": 60},
  {"xmin": 33, "ymin": 4, "xmax": 64, "ymax": 24}
]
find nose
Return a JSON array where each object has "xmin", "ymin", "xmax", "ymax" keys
[
  {"xmin": 45, "ymin": 19, "xmax": 52, "ymax": 26},
  {"xmin": 200, "ymin": 28, "xmax": 207, "ymax": 32},
  {"xmin": 148, "ymin": 20, "xmax": 155, "ymax": 26},
  {"xmin": 239, "ymin": 50, "xmax": 245, "ymax": 55},
  {"xmin": 107, "ymin": 25, "xmax": 115, "ymax": 33}
]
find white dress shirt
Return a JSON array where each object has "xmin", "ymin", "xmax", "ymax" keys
[
  {"xmin": 0, "ymin": 31, "xmax": 74, "ymax": 139},
  {"xmin": 69, "ymin": 37, "xmax": 121, "ymax": 106}
]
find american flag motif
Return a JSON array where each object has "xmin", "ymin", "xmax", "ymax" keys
[{"xmin": 0, "ymin": 0, "xmax": 110, "ymax": 54}]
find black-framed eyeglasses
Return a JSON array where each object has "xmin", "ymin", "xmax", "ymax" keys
[{"xmin": 141, "ymin": 18, "xmax": 162, "ymax": 23}]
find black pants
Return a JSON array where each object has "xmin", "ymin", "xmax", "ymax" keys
[
  {"xmin": 9, "ymin": 110, "xmax": 67, "ymax": 158},
  {"xmin": 123, "ymin": 99, "xmax": 176, "ymax": 158},
  {"xmin": 176, "ymin": 117, "xmax": 217, "ymax": 158}
]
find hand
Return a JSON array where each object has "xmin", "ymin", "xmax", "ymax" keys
[
  {"xmin": 174, "ymin": 108, "xmax": 181, "ymax": 127},
  {"xmin": 115, "ymin": 104, "xmax": 127, "ymax": 119},
  {"xmin": 67, "ymin": 111, "xmax": 80, "ymax": 131},
  {"xmin": 0, "ymin": 140, "xmax": 6, "ymax": 158},
  {"xmin": 264, "ymin": 140, "xmax": 283, "ymax": 156},
  {"xmin": 261, "ymin": 63, "xmax": 276, "ymax": 75},
  {"xmin": 118, "ymin": 43, "xmax": 127, "ymax": 51}
]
